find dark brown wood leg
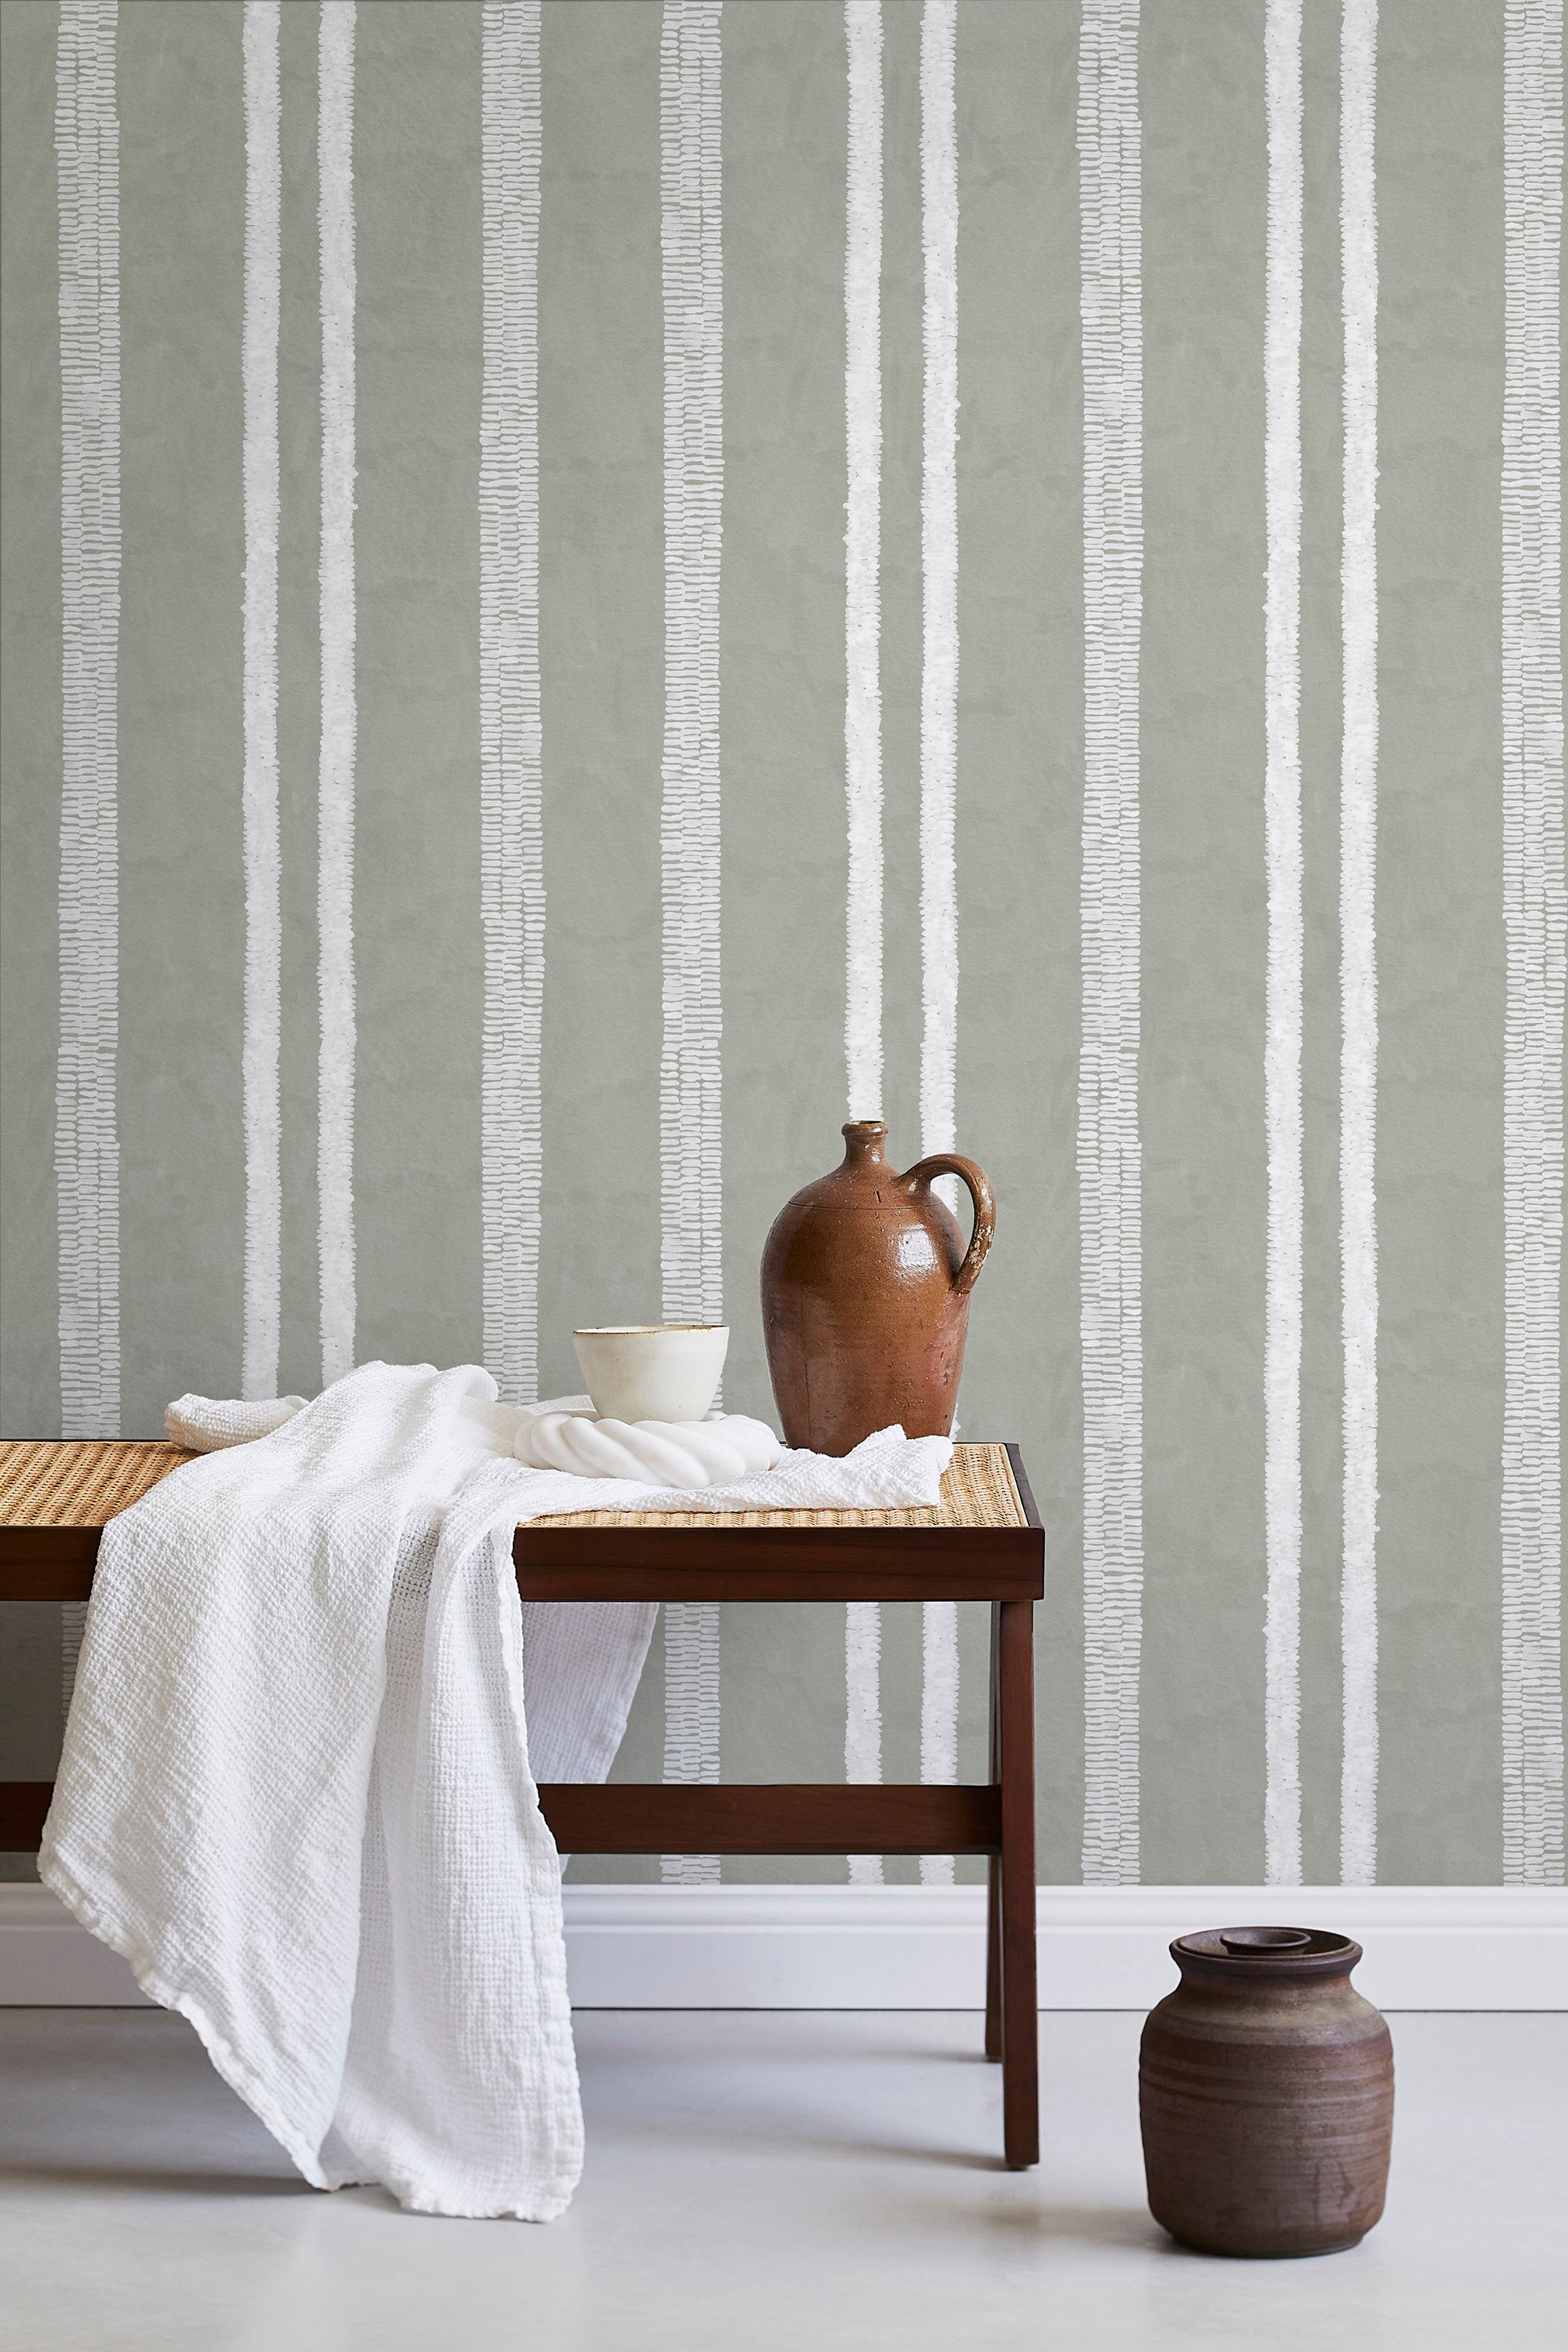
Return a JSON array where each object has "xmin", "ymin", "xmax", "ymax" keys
[
  {"xmin": 985, "ymin": 1857, "xmax": 1003, "ymax": 2061},
  {"xmin": 996, "ymin": 1596, "xmax": 1038, "ymax": 2169},
  {"xmin": 984, "ymin": 1603, "xmax": 1002, "ymax": 2060}
]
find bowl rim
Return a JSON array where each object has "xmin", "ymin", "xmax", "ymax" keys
[{"xmin": 572, "ymin": 1324, "xmax": 729, "ymax": 1338}]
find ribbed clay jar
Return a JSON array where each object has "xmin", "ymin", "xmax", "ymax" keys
[{"xmin": 1139, "ymin": 1926, "xmax": 1394, "ymax": 2259}]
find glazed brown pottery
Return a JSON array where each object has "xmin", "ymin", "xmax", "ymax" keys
[
  {"xmin": 1139, "ymin": 1926, "xmax": 1394, "ymax": 2259},
  {"xmin": 760, "ymin": 1121, "xmax": 995, "ymax": 1455}
]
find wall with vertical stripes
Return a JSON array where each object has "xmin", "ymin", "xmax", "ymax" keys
[{"xmin": 1, "ymin": 0, "xmax": 1561, "ymax": 1890}]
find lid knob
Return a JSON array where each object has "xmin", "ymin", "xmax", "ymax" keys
[{"xmin": 1219, "ymin": 1926, "xmax": 1314, "ymax": 1955}]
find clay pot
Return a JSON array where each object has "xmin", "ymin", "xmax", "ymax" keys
[
  {"xmin": 760, "ymin": 1121, "xmax": 995, "ymax": 1456},
  {"xmin": 1139, "ymin": 1926, "xmax": 1395, "ymax": 2259}
]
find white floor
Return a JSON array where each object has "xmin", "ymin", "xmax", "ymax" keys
[{"xmin": 0, "ymin": 2009, "xmax": 1562, "ymax": 2352}]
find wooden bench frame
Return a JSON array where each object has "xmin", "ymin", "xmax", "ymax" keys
[{"xmin": 1, "ymin": 1443, "xmax": 1043, "ymax": 2170}]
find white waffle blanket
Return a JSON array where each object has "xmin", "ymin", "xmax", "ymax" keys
[{"xmin": 42, "ymin": 1361, "xmax": 953, "ymax": 2219}]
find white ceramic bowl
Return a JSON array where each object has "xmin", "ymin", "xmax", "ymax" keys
[{"xmin": 572, "ymin": 1325, "xmax": 729, "ymax": 1425}]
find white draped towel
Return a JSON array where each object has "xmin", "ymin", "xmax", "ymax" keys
[{"xmin": 41, "ymin": 1362, "xmax": 953, "ymax": 2218}]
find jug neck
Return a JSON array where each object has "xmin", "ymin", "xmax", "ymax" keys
[{"xmin": 840, "ymin": 1120, "xmax": 890, "ymax": 1171}]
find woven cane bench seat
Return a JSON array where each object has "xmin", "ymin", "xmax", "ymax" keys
[{"xmin": 0, "ymin": 1436, "xmax": 1025, "ymax": 1533}]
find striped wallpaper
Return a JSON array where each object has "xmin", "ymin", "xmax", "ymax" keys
[{"xmin": 0, "ymin": 0, "xmax": 1561, "ymax": 1891}]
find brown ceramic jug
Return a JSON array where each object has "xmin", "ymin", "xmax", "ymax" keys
[
  {"xmin": 1139, "ymin": 1926, "xmax": 1395, "ymax": 2259},
  {"xmin": 760, "ymin": 1121, "xmax": 995, "ymax": 1456}
]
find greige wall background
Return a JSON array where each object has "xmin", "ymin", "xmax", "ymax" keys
[{"xmin": 2, "ymin": 0, "xmax": 1562, "ymax": 1889}]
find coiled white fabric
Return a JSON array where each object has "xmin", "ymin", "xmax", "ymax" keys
[{"xmin": 515, "ymin": 1403, "xmax": 782, "ymax": 1487}]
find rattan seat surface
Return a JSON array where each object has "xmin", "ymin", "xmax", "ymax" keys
[
  {"xmin": 534, "ymin": 1441, "xmax": 1025, "ymax": 1528},
  {"xmin": 0, "ymin": 1439, "xmax": 199, "ymax": 1527},
  {"xmin": 0, "ymin": 1436, "xmax": 1025, "ymax": 1533}
]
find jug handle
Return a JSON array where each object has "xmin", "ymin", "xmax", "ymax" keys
[{"xmin": 902, "ymin": 1156, "xmax": 996, "ymax": 1297}]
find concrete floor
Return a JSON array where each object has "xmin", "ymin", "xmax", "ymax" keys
[{"xmin": 0, "ymin": 2009, "xmax": 1563, "ymax": 2352}]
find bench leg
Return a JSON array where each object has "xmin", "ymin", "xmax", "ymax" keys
[
  {"xmin": 995, "ymin": 1597, "xmax": 1038, "ymax": 2169},
  {"xmin": 984, "ymin": 1602, "xmax": 1002, "ymax": 2060},
  {"xmin": 985, "ymin": 1857, "xmax": 1003, "ymax": 2060}
]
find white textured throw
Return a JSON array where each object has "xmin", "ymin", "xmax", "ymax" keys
[
  {"xmin": 165, "ymin": 1392, "xmax": 307, "ymax": 1449},
  {"xmin": 42, "ymin": 1363, "xmax": 953, "ymax": 2219}
]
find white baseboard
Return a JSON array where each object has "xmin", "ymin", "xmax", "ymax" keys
[
  {"xmin": 2, "ymin": 1882, "xmax": 1563, "ymax": 2010},
  {"xmin": 562, "ymin": 1883, "xmax": 1568, "ymax": 2011}
]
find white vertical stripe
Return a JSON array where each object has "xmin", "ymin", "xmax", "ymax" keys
[
  {"xmin": 845, "ymin": 1602, "xmax": 883, "ymax": 1787},
  {"xmin": 1502, "ymin": 0, "xmax": 1565, "ymax": 1888},
  {"xmin": 1339, "ymin": 0, "xmax": 1380, "ymax": 1888},
  {"xmin": 662, "ymin": 1605, "xmax": 721, "ymax": 1791},
  {"xmin": 844, "ymin": 0, "xmax": 884, "ymax": 1123},
  {"xmin": 61, "ymin": 1601, "xmax": 89, "ymax": 1721},
  {"xmin": 1263, "ymin": 0, "xmax": 1304, "ymax": 1889},
  {"xmin": 660, "ymin": 1611, "xmax": 722, "ymax": 1885},
  {"xmin": 844, "ymin": 1599, "xmax": 882, "ymax": 1885},
  {"xmin": 918, "ymin": 1602, "xmax": 959, "ymax": 1766},
  {"xmin": 659, "ymin": 0, "xmax": 724, "ymax": 1887},
  {"xmin": 55, "ymin": 0, "xmax": 121, "ymax": 1443},
  {"xmin": 318, "ymin": 0, "xmax": 357, "ymax": 1388},
  {"xmin": 241, "ymin": 1, "xmax": 282, "ymax": 1404},
  {"xmin": 481, "ymin": 1, "xmax": 546, "ymax": 1410},
  {"xmin": 658, "ymin": 0, "xmax": 723, "ymax": 1335},
  {"xmin": 918, "ymin": 0, "xmax": 958, "ymax": 1180},
  {"xmin": 918, "ymin": 0, "xmax": 960, "ymax": 1886},
  {"xmin": 844, "ymin": 0, "xmax": 885, "ymax": 1887},
  {"xmin": 1078, "ymin": 0, "xmax": 1143, "ymax": 1887}
]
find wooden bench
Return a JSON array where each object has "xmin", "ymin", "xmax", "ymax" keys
[{"xmin": 0, "ymin": 1436, "xmax": 1043, "ymax": 2169}]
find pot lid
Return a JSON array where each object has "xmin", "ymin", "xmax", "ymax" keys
[{"xmin": 1173, "ymin": 1925, "xmax": 1363, "ymax": 1973}]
